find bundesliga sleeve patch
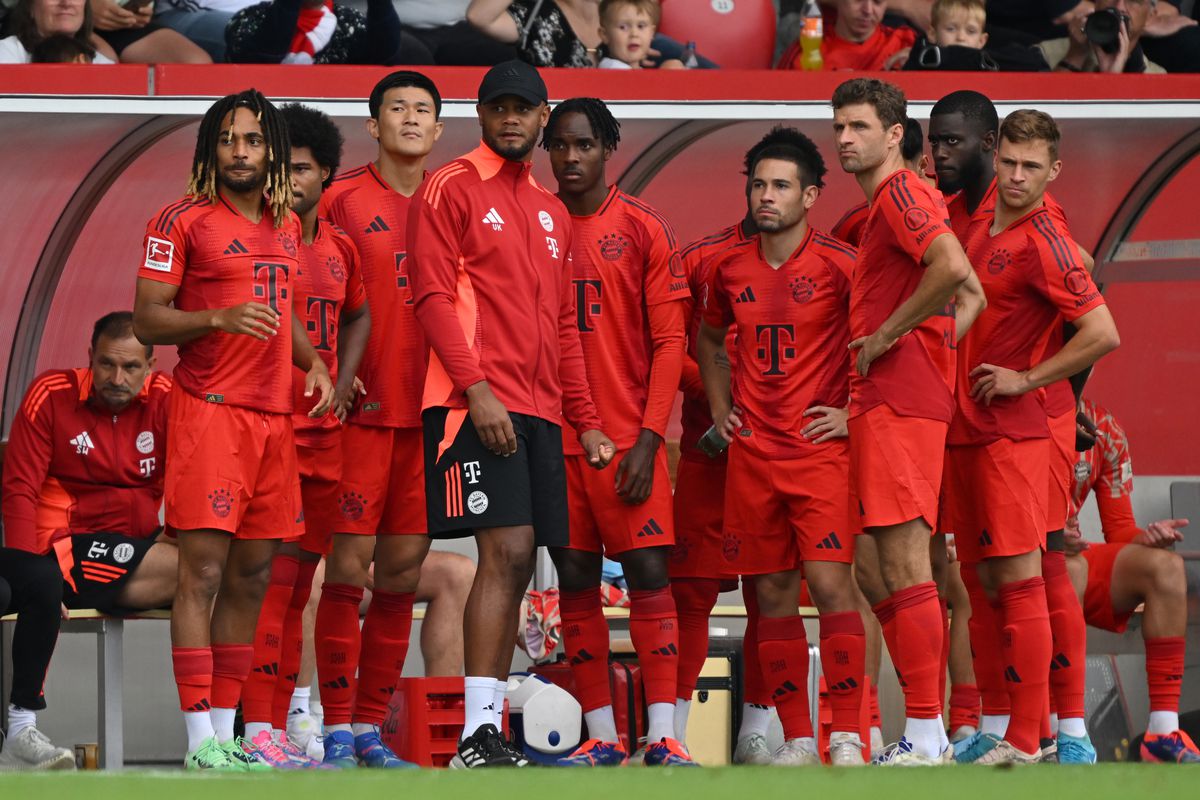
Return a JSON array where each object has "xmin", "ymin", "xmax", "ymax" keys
[{"xmin": 144, "ymin": 237, "xmax": 175, "ymax": 272}]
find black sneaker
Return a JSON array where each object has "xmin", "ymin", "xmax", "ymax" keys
[
  {"xmin": 503, "ymin": 731, "xmax": 532, "ymax": 767},
  {"xmin": 450, "ymin": 724, "xmax": 528, "ymax": 768}
]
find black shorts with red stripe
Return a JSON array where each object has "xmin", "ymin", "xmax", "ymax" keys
[
  {"xmin": 422, "ymin": 406, "xmax": 568, "ymax": 547},
  {"xmin": 62, "ymin": 532, "xmax": 156, "ymax": 614}
]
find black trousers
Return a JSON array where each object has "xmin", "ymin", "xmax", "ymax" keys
[{"xmin": 0, "ymin": 547, "xmax": 63, "ymax": 710}]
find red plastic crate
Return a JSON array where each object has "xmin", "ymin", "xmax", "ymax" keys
[{"xmin": 382, "ymin": 677, "xmax": 507, "ymax": 768}]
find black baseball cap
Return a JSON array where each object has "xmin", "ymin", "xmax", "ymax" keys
[{"xmin": 477, "ymin": 60, "xmax": 548, "ymax": 106}]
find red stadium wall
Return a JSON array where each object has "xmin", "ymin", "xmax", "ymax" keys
[{"xmin": 1, "ymin": 68, "xmax": 1198, "ymax": 474}]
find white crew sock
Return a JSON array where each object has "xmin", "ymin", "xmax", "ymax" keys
[
  {"xmin": 674, "ymin": 698, "xmax": 692, "ymax": 743},
  {"xmin": 870, "ymin": 725, "xmax": 884, "ymax": 753},
  {"xmin": 1049, "ymin": 712, "xmax": 1059, "ymax": 735},
  {"xmin": 646, "ymin": 702, "xmax": 675, "ymax": 744},
  {"xmin": 352, "ymin": 722, "xmax": 378, "ymax": 737},
  {"xmin": 462, "ymin": 677, "xmax": 498, "ymax": 741},
  {"xmin": 1147, "ymin": 710, "xmax": 1179, "ymax": 735},
  {"xmin": 903, "ymin": 717, "xmax": 945, "ymax": 758},
  {"xmin": 244, "ymin": 721, "xmax": 272, "ymax": 741},
  {"xmin": 583, "ymin": 705, "xmax": 619, "ymax": 743},
  {"xmin": 290, "ymin": 686, "xmax": 311, "ymax": 715},
  {"xmin": 980, "ymin": 714, "xmax": 1009, "ymax": 737},
  {"xmin": 7, "ymin": 705, "xmax": 36, "ymax": 739},
  {"xmin": 738, "ymin": 703, "xmax": 771, "ymax": 740},
  {"xmin": 937, "ymin": 717, "xmax": 949, "ymax": 749},
  {"xmin": 493, "ymin": 681, "xmax": 507, "ymax": 731},
  {"xmin": 210, "ymin": 707, "xmax": 237, "ymax": 743},
  {"xmin": 326, "ymin": 723, "xmax": 352, "ymax": 735},
  {"xmin": 183, "ymin": 711, "xmax": 216, "ymax": 752},
  {"xmin": 1058, "ymin": 717, "xmax": 1087, "ymax": 738}
]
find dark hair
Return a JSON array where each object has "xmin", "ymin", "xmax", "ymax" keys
[
  {"xmin": 1000, "ymin": 108, "xmax": 1061, "ymax": 160},
  {"xmin": 280, "ymin": 103, "xmax": 344, "ymax": 189},
  {"xmin": 831, "ymin": 78, "xmax": 907, "ymax": 130},
  {"xmin": 188, "ymin": 90, "xmax": 292, "ymax": 228},
  {"xmin": 749, "ymin": 129, "xmax": 826, "ymax": 189},
  {"xmin": 902, "ymin": 117, "xmax": 924, "ymax": 164},
  {"xmin": 92, "ymin": 311, "xmax": 151, "ymax": 357},
  {"xmin": 743, "ymin": 125, "xmax": 809, "ymax": 176},
  {"xmin": 5, "ymin": 0, "xmax": 95, "ymax": 55},
  {"xmin": 930, "ymin": 90, "xmax": 999, "ymax": 137},
  {"xmin": 369, "ymin": 71, "xmax": 442, "ymax": 120},
  {"xmin": 30, "ymin": 33, "xmax": 94, "ymax": 62},
  {"xmin": 542, "ymin": 97, "xmax": 621, "ymax": 151}
]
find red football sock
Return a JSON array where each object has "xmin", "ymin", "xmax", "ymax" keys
[
  {"xmin": 939, "ymin": 598, "xmax": 950, "ymax": 707},
  {"xmin": 629, "ymin": 588, "xmax": 679, "ymax": 706},
  {"xmin": 1042, "ymin": 551, "xmax": 1086, "ymax": 721},
  {"xmin": 949, "ymin": 683, "xmax": 981, "ymax": 731},
  {"xmin": 173, "ymin": 646, "xmax": 213, "ymax": 712},
  {"xmin": 869, "ymin": 679, "xmax": 882, "ymax": 729},
  {"xmin": 559, "ymin": 587, "xmax": 613, "ymax": 712},
  {"xmin": 314, "ymin": 582, "xmax": 363, "ymax": 726},
  {"xmin": 871, "ymin": 596, "xmax": 900, "ymax": 683},
  {"xmin": 998, "ymin": 577, "xmax": 1051, "ymax": 755},
  {"xmin": 758, "ymin": 615, "xmax": 813, "ymax": 739},
  {"xmin": 741, "ymin": 580, "xmax": 771, "ymax": 706},
  {"xmin": 961, "ymin": 566, "xmax": 1010, "ymax": 716},
  {"xmin": 1145, "ymin": 637, "xmax": 1186, "ymax": 713},
  {"xmin": 888, "ymin": 582, "xmax": 944, "ymax": 719},
  {"xmin": 210, "ymin": 643, "xmax": 254, "ymax": 709},
  {"xmin": 672, "ymin": 578, "xmax": 720, "ymax": 700},
  {"xmin": 820, "ymin": 611, "xmax": 866, "ymax": 736},
  {"xmin": 272, "ymin": 557, "xmax": 318, "ymax": 729},
  {"xmin": 241, "ymin": 553, "xmax": 297, "ymax": 724},
  {"xmin": 352, "ymin": 589, "xmax": 414, "ymax": 726}
]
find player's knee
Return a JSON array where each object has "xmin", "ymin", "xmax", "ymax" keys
[
  {"xmin": 437, "ymin": 552, "xmax": 476, "ymax": 600},
  {"xmin": 620, "ymin": 549, "xmax": 669, "ymax": 591},
  {"xmin": 1148, "ymin": 551, "xmax": 1186, "ymax": 599},
  {"xmin": 549, "ymin": 547, "xmax": 598, "ymax": 592},
  {"xmin": 807, "ymin": 567, "xmax": 856, "ymax": 612},
  {"xmin": 487, "ymin": 538, "xmax": 537, "ymax": 585},
  {"xmin": 179, "ymin": 559, "xmax": 223, "ymax": 599}
]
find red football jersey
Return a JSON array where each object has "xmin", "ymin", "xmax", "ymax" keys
[
  {"xmin": 949, "ymin": 206, "xmax": 1105, "ymax": 446},
  {"xmin": 562, "ymin": 187, "xmax": 690, "ymax": 454},
  {"xmin": 1069, "ymin": 399, "xmax": 1140, "ymax": 543},
  {"xmin": 322, "ymin": 163, "xmax": 427, "ymax": 428},
  {"xmin": 679, "ymin": 221, "xmax": 751, "ymax": 458},
  {"xmin": 138, "ymin": 196, "xmax": 300, "ymax": 414},
  {"xmin": 831, "ymin": 200, "xmax": 869, "ymax": 247},
  {"xmin": 851, "ymin": 169, "xmax": 957, "ymax": 422},
  {"xmin": 777, "ymin": 23, "xmax": 916, "ymax": 71},
  {"xmin": 291, "ymin": 218, "xmax": 368, "ymax": 445},
  {"xmin": 703, "ymin": 227, "xmax": 855, "ymax": 459}
]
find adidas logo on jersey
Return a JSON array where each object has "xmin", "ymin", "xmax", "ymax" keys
[
  {"xmin": 482, "ymin": 208, "xmax": 505, "ymax": 231},
  {"xmin": 223, "ymin": 239, "xmax": 249, "ymax": 255},
  {"xmin": 364, "ymin": 216, "xmax": 390, "ymax": 234},
  {"xmin": 735, "ymin": 286, "xmax": 757, "ymax": 303},
  {"xmin": 71, "ymin": 431, "xmax": 95, "ymax": 455}
]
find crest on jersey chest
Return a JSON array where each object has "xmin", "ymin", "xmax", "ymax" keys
[
  {"xmin": 277, "ymin": 231, "xmax": 298, "ymax": 257},
  {"xmin": 327, "ymin": 255, "xmax": 346, "ymax": 283},
  {"xmin": 598, "ymin": 232, "xmax": 628, "ymax": 262},
  {"xmin": 788, "ymin": 276, "xmax": 816, "ymax": 304}
]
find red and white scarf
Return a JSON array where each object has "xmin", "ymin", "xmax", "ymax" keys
[{"xmin": 283, "ymin": 1, "xmax": 336, "ymax": 64}]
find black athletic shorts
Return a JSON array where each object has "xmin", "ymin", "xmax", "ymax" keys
[
  {"xmin": 62, "ymin": 532, "xmax": 157, "ymax": 614},
  {"xmin": 423, "ymin": 407, "xmax": 568, "ymax": 547}
]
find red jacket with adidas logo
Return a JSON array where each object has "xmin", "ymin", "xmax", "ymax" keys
[
  {"xmin": 2, "ymin": 368, "xmax": 171, "ymax": 554},
  {"xmin": 408, "ymin": 142, "xmax": 601, "ymax": 433}
]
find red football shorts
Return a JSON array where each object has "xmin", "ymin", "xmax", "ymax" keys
[
  {"xmin": 565, "ymin": 448, "xmax": 674, "ymax": 555},
  {"xmin": 1080, "ymin": 542, "xmax": 1134, "ymax": 633},
  {"xmin": 296, "ymin": 436, "xmax": 342, "ymax": 555},
  {"xmin": 336, "ymin": 424, "xmax": 427, "ymax": 535},
  {"xmin": 669, "ymin": 455, "xmax": 728, "ymax": 579},
  {"xmin": 944, "ymin": 437, "xmax": 1048, "ymax": 565},
  {"xmin": 164, "ymin": 388, "xmax": 301, "ymax": 540},
  {"xmin": 1046, "ymin": 409, "xmax": 1076, "ymax": 532},
  {"xmin": 721, "ymin": 442, "xmax": 855, "ymax": 576},
  {"xmin": 848, "ymin": 404, "xmax": 947, "ymax": 532}
]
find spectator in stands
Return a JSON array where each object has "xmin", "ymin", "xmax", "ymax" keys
[
  {"xmin": 1141, "ymin": 1, "xmax": 1200, "ymax": 72},
  {"xmin": 1064, "ymin": 398, "xmax": 1199, "ymax": 762},
  {"xmin": 225, "ymin": 0, "xmax": 424, "ymax": 63},
  {"xmin": 0, "ymin": 0, "xmax": 117, "ymax": 62},
  {"xmin": 596, "ymin": 0, "xmax": 681, "ymax": 68},
  {"xmin": 394, "ymin": 0, "xmax": 515, "ymax": 64},
  {"xmin": 0, "ymin": 312, "xmax": 178, "ymax": 771},
  {"xmin": 90, "ymin": 0, "xmax": 210, "ymax": 63},
  {"xmin": 30, "ymin": 29, "xmax": 93, "ymax": 58},
  {"xmin": 777, "ymin": 0, "xmax": 916, "ymax": 70},
  {"xmin": 903, "ymin": 0, "xmax": 1050, "ymax": 70},
  {"xmin": 1044, "ymin": 0, "xmax": 1167, "ymax": 72}
]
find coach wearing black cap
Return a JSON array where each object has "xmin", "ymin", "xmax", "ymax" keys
[{"xmin": 407, "ymin": 60, "xmax": 615, "ymax": 769}]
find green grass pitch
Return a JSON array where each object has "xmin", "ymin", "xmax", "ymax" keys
[{"xmin": 1, "ymin": 765, "xmax": 1195, "ymax": 800}]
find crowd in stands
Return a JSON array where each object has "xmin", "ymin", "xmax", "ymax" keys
[{"xmin": 1, "ymin": 0, "xmax": 1197, "ymax": 71}]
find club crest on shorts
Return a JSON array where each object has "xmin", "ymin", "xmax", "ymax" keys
[
  {"xmin": 136, "ymin": 431, "xmax": 155, "ymax": 454},
  {"xmin": 113, "ymin": 543, "xmax": 136, "ymax": 564},
  {"xmin": 209, "ymin": 488, "xmax": 233, "ymax": 518},
  {"xmin": 722, "ymin": 534, "xmax": 740, "ymax": 561},
  {"xmin": 467, "ymin": 490, "xmax": 489, "ymax": 515},
  {"xmin": 339, "ymin": 491, "xmax": 366, "ymax": 521}
]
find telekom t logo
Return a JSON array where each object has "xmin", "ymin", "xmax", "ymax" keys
[
  {"xmin": 463, "ymin": 461, "xmax": 482, "ymax": 485},
  {"xmin": 574, "ymin": 280, "xmax": 602, "ymax": 332},
  {"xmin": 755, "ymin": 324, "xmax": 797, "ymax": 376}
]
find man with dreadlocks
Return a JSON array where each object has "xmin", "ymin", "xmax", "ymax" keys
[
  {"xmin": 543, "ymin": 97, "xmax": 693, "ymax": 767},
  {"xmin": 132, "ymin": 89, "xmax": 334, "ymax": 771}
]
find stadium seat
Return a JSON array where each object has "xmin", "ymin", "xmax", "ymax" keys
[{"xmin": 658, "ymin": 0, "xmax": 777, "ymax": 69}]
